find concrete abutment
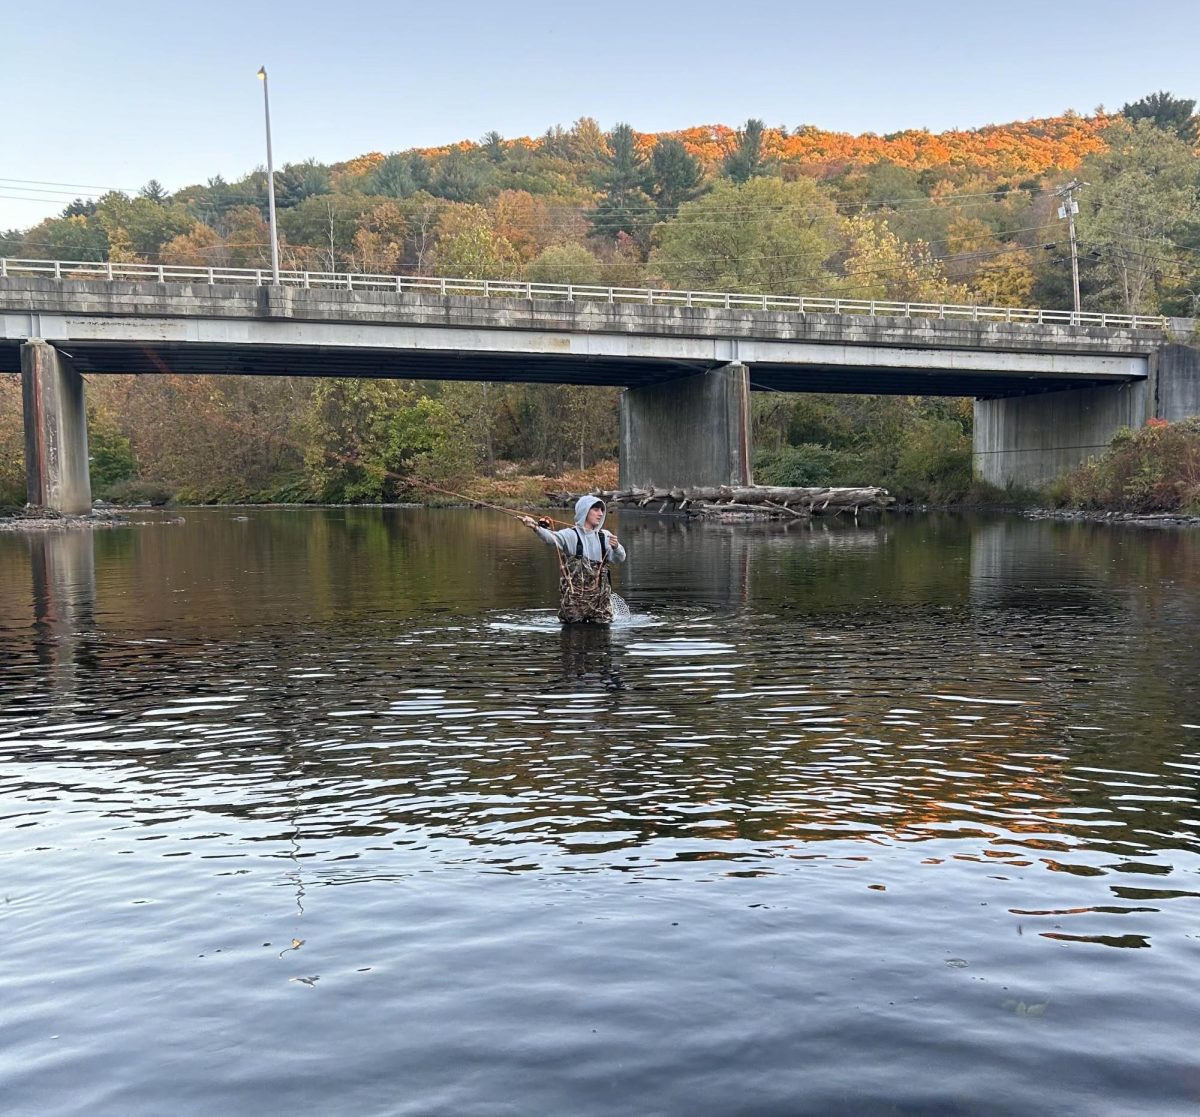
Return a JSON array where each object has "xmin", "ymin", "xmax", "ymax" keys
[
  {"xmin": 619, "ymin": 363, "xmax": 752, "ymax": 490},
  {"xmin": 21, "ymin": 340, "xmax": 92, "ymax": 514},
  {"xmin": 973, "ymin": 339, "xmax": 1200, "ymax": 487},
  {"xmin": 972, "ymin": 382, "xmax": 1148, "ymax": 488}
]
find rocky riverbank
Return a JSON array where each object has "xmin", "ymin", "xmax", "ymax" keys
[
  {"xmin": 0, "ymin": 506, "xmax": 185, "ymax": 531},
  {"xmin": 1022, "ymin": 508, "xmax": 1200, "ymax": 528}
]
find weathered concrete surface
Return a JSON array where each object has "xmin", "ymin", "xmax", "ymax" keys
[
  {"xmin": 973, "ymin": 381, "xmax": 1149, "ymax": 487},
  {"xmin": 620, "ymin": 364, "xmax": 752, "ymax": 489},
  {"xmin": 21, "ymin": 341, "xmax": 92, "ymax": 514},
  {"xmin": 1153, "ymin": 343, "xmax": 1200, "ymax": 422},
  {"xmin": 0, "ymin": 277, "xmax": 1168, "ymax": 396},
  {"xmin": 0, "ymin": 277, "xmax": 1177, "ymax": 354},
  {"xmin": 4, "ymin": 277, "xmax": 1196, "ymax": 490}
]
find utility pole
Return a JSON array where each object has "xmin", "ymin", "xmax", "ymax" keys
[{"xmin": 1054, "ymin": 180, "xmax": 1085, "ymax": 318}]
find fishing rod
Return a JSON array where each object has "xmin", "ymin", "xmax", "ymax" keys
[{"xmin": 124, "ymin": 345, "xmax": 626, "ymax": 619}]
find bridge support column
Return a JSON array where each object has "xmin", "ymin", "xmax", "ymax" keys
[
  {"xmin": 619, "ymin": 363, "xmax": 752, "ymax": 489},
  {"xmin": 22, "ymin": 340, "xmax": 92, "ymax": 514},
  {"xmin": 973, "ymin": 381, "xmax": 1148, "ymax": 488}
]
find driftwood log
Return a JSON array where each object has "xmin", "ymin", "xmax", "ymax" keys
[{"xmin": 545, "ymin": 485, "xmax": 893, "ymax": 519}]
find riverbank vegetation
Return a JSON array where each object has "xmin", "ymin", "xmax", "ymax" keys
[
  {"xmin": 1049, "ymin": 418, "xmax": 1200, "ymax": 514},
  {"xmin": 3, "ymin": 93, "xmax": 1199, "ymax": 508}
]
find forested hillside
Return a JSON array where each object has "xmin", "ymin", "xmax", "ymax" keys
[{"xmin": 3, "ymin": 93, "xmax": 1199, "ymax": 506}]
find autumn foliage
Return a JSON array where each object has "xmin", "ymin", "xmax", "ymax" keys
[
  {"xmin": 383, "ymin": 114, "xmax": 1112, "ymax": 183},
  {"xmin": 3, "ymin": 97, "xmax": 1199, "ymax": 507}
]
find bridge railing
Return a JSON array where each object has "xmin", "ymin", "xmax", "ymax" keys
[{"xmin": 0, "ymin": 256, "xmax": 1171, "ymax": 331}]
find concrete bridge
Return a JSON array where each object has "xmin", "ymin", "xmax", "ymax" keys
[{"xmin": 2, "ymin": 259, "xmax": 1198, "ymax": 513}]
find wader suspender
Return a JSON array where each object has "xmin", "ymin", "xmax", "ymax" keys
[{"xmin": 573, "ymin": 528, "xmax": 608, "ymax": 561}]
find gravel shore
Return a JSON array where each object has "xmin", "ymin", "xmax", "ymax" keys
[{"xmin": 0, "ymin": 507, "xmax": 184, "ymax": 531}]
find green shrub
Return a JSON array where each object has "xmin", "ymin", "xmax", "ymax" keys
[
  {"xmin": 0, "ymin": 476, "xmax": 24, "ymax": 508},
  {"xmin": 1056, "ymin": 417, "xmax": 1200, "ymax": 512},
  {"xmin": 101, "ymin": 479, "xmax": 174, "ymax": 506},
  {"xmin": 754, "ymin": 444, "xmax": 840, "ymax": 486},
  {"xmin": 961, "ymin": 479, "xmax": 1039, "ymax": 507},
  {"xmin": 889, "ymin": 418, "xmax": 973, "ymax": 502},
  {"xmin": 88, "ymin": 420, "xmax": 135, "ymax": 489}
]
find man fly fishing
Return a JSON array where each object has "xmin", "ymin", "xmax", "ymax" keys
[{"xmin": 522, "ymin": 497, "xmax": 626, "ymax": 624}]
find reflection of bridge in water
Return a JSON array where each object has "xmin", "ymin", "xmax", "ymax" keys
[{"xmin": 2, "ymin": 512, "xmax": 1198, "ymax": 867}]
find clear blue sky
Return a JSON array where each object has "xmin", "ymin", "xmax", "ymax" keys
[{"xmin": 5, "ymin": 0, "xmax": 1196, "ymax": 230}]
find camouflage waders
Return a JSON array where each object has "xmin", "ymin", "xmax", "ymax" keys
[{"xmin": 557, "ymin": 529, "xmax": 612, "ymax": 624}]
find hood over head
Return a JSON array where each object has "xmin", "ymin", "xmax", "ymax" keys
[{"xmin": 574, "ymin": 495, "xmax": 606, "ymax": 529}]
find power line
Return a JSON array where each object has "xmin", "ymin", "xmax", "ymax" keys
[
  {"xmin": 0, "ymin": 170, "xmax": 1053, "ymax": 230},
  {"xmin": 0, "ymin": 175, "xmax": 142, "ymax": 192},
  {"xmin": 6, "ymin": 222, "xmax": 1060, "ymax": 277}
]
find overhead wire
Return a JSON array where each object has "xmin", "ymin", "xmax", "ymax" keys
[
  {"xmin": 8, "ymin": 158, "xmax": 1197, "ymax": 304},
  {"xmin": 6, "ymin": 222, "xmax": 1064, "ymax": 283},
  {"xmin": 0, "ymin": 170, "xmax": 1052, "ymax": 227}
]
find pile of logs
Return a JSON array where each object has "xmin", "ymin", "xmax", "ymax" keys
[{"xmin": 546, "ymin": 485, "xmax": 893, "ymax": 519}]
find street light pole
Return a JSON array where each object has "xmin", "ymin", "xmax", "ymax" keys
[{"xmin": 256, "ymin": 66, "xmax": 281, "ymax": 285}]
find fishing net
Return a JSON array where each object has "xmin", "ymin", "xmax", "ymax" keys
[{"xmin": 610, "ymin": 593, "xmax": 631, "ymax": 622}]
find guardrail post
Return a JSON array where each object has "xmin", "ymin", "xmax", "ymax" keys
[
  {"xmin": 0, "ymin": 258, "xmax": 6, "ymax": 279},
  {"xmin": 18, "ymin": 262, "xmax": 1152, "ymax": 337}
]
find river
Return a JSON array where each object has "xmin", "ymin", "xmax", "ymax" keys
[{"xmin": 1, "ymin": 508, "xmax": 1198, "ymax": 1116}]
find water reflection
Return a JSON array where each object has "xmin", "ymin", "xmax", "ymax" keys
[
  {"xmin": 1, "ymin": 510, "xmax": 1199, "ymax": 1116},
  {"xmin": 28, "ymin": 530, "xmax": 98, "ymax": 676},
  {"xmin": 559, "ymin": 623, "xmax": 624, "ymax": 689}
]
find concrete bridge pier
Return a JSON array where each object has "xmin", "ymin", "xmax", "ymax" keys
[
  {"xmin": 972, "ymin": 380, "xmax": 1149, "ymax": 488},
  {"xmin": 619, "ymin": 362, "xmax": 752, "ymax": 490},
  {"xmin": 21, "ymin": 340, "xmax": 92, "ymax": 513}
]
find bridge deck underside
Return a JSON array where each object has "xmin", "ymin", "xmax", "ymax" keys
[{"xmin": 0, "ymin": 340, "xmax": 1136, "ymax": 398}]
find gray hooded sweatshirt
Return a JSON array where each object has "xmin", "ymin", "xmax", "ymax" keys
[{"xmin": 534, "ymin": 496, "xmax": 627, "ymax": 563}]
